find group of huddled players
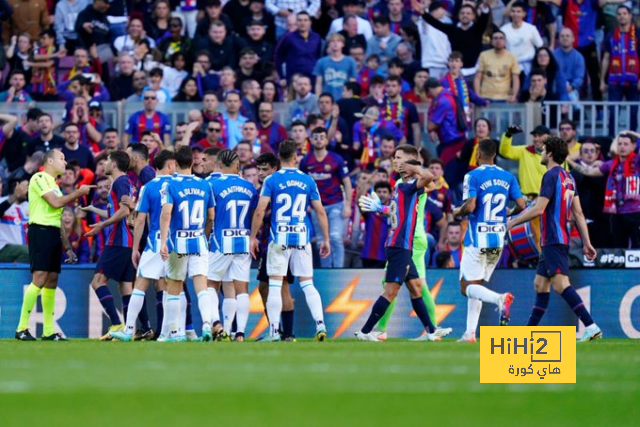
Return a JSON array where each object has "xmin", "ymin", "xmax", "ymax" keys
[{"xmin": 15, "ymin": 134, "xmax": 603, "ymax": 343}]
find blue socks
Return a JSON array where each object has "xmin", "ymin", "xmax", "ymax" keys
[
  {"xmin": 362, "ymin": 297, "xmax": 391, "ymax": 334},
  {"xmin": 281, "ymin": 310, "xmax": 294, "ymax": 337},
  {"xmin": 183, "ymin": 283, "xmax": 194, "ymax": 331},
  {"xmin": 561, "ymin": 287, "xmax": 594, "ymax": 327},
  {"xmin": 527, "ymin": 292, "xmax": 550, "ymax": 326},
  {"xmin": 156, "ymin": 291, "xmax": 164, "ymax": 332},
  {"xmin": 122, "ymin": 294, "xmax": 131, "ymax": 323},
  {"xmin": 411, "ymin": 297, "xmax": 435, "ymax": 334},
  {"xmin": 137, "ymin": 297, "xmax": 151, "ymax": 330},
  {"xmin": 95, "ymin": 286, "xmax": 121, "ymax": 325}
]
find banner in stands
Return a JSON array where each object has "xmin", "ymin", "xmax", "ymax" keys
[{"xmin": 0, "ymin": 266, "xmax": 639, "ymax": 339}]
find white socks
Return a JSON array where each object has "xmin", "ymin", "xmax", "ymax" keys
[
  {"xmin": 166, "ymin": 295, "xmax": 180, "ymax": 337},
  {"xmin": 466, "ymin": 298, "xmax": 483, "ymax": 335},
  {"xmin": 161, "ymin": 291, "xmax": 169, "ymax": 337},
  {"xmin": 266, "ymin": 279, "xmax": 283, "ymax": 336},
  {"xmin": 179, "ymin": 291, "xmax": 187, "ymax": 335},
  {"xmin": 300, "ymin": 280, "xmax": 324, "ymax": 325},
  {"xmin": 208, "ymin": 287, "xmax": 220, "ymax": 323},
  {"xmin": 466, "ymin": 284, "xmax": 500, "ymax": 305},
  {"xmin": 125, "ymin": 289, "xmax": 145, "ymax": 334},
  {"xmin": 197, "ymin": 290, "xmax": 212, "ymax": 329},
  {"xmin": 222, "ymin": 298, "xmax": 237, "ymax": 333},
  {"xmin": 236, "ymin": 293, "xmax": 250, "ymax": 334}
]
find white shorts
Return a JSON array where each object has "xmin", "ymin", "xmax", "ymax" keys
[
  {"xmin": 166, "ymin": 251, "xmax": 208, "ymax": 281},
  {"xmin": 207, "ymin": 251, "xmax": 251, "ymax": 282},
  {"xmin": 459, "ymin": 246, "xmax": 502, "ymax": 282},
  {"xmin": 137, "ymin": 249, "xmax": 165, "ymax": 280},
  {"xmin": 266, "ymin": 242, "xmax": 313, "ymax": 278}
]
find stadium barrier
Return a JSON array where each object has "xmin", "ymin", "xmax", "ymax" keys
[
  {"xmin": 543, "ymin": 101, "xmax": 640, "ymax": 137},
  {"xmin": 1, "ymin": 266, "xmax": 638, "ymax": 339}
]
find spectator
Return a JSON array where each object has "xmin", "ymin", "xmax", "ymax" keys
[
  {"xmin": 188, "ymin": 120, "xmax": 223, "ymax": 150},
  {"xmin": 201, "ymin": 91, "xmax": 224, "ymax": 129},
  {"xmin": 0, "ymin": 70, "xmax": 33, "ymax": 103},
  {"xmin": 2, "ymin": 0, "xmax": 49, "ymax": 44},
  {"xmin": 236, "ymin": 48, "xmax": 264, "ymax": 89},
  {"xmin": 426, "ymin": 77, "xmax": 467, "ymax": 165},
  {"xmin": 82, "ymin": 175, "xmax": 109, "ymax": 261},
  {"xmin": 139, "ymin": 130, "xmax": 164, "ymax": 165},
  {"xmin": 569, "ymin": 140, "xmax": 609, "ymax": 248},
  {"xmin": 403, "ymin": 67, "xmax": 429, "ymax": 103},
  {"xmin": 244, "ymin": 19, "xmax": 275, "ymax": 63},
  {"xmin": 124, "ymin": 89, "xmax": 172, "ymax": 146},
  {"xmin": 360, "ymin": 180, "xmax": 392, "ymax": 267},
  {"xmin": 241, "ymin": 164, "xmax": 259, "ymax": 188},
  {"xmin": 558, "ymin": 119, "xmax": 581, "ymax": 158},
  {"xmin": 287, "ymin": 74, "xmax": 319, "ymax": 124},
  {"xmin": 109, "ymin": 53, "xmax": 137, "ymax": 101},
  {"xmin": 54, "ymin": 0, "xmax": 91, "ymax": 52},
  {"xmin": 557, "ymin": 0, "xmax": 602, "ymax": 102},
  {"xmin": 431, "ymin": 221, "xmax": 463, "ymax": 267},
  {"xmin": 261, "ymin": 80, "xmax": 282, "ymax": 104},
  {"xmin": 27, "ymin": 113, "xmax": 64, "ymax": 156},
  {"xmin": 158, "ymin": 16, "xmax": 193, "ymax": 63},
  {"xmin": 192, "ymin": 51, "xmax": 221, "ymax": 94},
  {"xmin": 569, "ymin": 132, "xmax": 640, "ymax": 248},
  {"xmin": 274, "ymin": 11, "xmax": 322, "ymax": 84},
  {"xmin": 376, "ymin": 136, "xmax": 397, "ymax": 167},
  {"xmin": 327, "ymin": 0, "xmax": 372, "ymax": 40},
  {"xmin": 352, "ymin": 106, "xmax": 403, "ymax": 167},
  {"xmin": 500, "ymin": 1, "xmax": 544, "ymax": 75},
  {"xmin": 195, "ymin": 0, "xmax": 234, "ymax": 41},
  {"xmin": 241, "ymin": 0, "xmax": 276, "ymax": 43},
  {"xmin": 266, "ymin": 0, "xmax": 320, "ymax": 40},
  {"xmin": 427, "ymin": 158, "xmax": 453, "ymax": 220},
  {"xmin": 257, "ymin": 101, "xmax": 288, "ymax": 152},
  {"xmin": 217, "ymin": 67, "xmax": 238, "ymax": 98},
  {"xmin": 59, "ymin": 166, "xmax": 82, "ymax": 207},
  {"xmin": 519, "ymin": 68, "xmax": 556, "ymax": 102},
  {"xmin": 383, "ymin": 75, "xmax": 421, "ymax": 146},
  {"xmin": 113, "ymin": 17, "xmax": 156, "ymax": 53},
  {"xmin": 223, "ymin": 0, "xmax": 252, "ymax": 36},
  {"xmin": 174, "ymin": 0, "xmax": 199, "ymax": 39},
  {"xmin": 395, "ymin": 42, "xmax": 421, "ymax": 84},
  {"xmin": 98, "ymin": 127, "xmax": 120, "ymax": 155},
  {"xmin": 5, "ymin": 34, "xmax": 33, "ymax": 84},
  {"xmin": 143, "ymin": 0, "xmax": 170, "ymax": 42},
  {"xmin": 362, "ymin": 74, "xmax": 385, "ymax": 108},
  {"xmin": 173, "ymin": 77, "xmax": 202, "ymax": 102},
  {"xmin": 75, "ymin": 0, "xmax": 113, "ymax": 64},
  {"xmin": 526, "ymin": 47, "xmax": 569, "ymax": 101},
  {"xmin": 222, "ymin": 90, "xmax": 248, "ymax": 148},
  {"xmin": 554, "ymin": 28, "xmax": 586, "ymax": 104},
  {"xmin": 241, "ymin": 120, "xmax": 274, "ymax": 156},
  {"xmin": 498, "ymin": 124, "xmax": 548, "ymax": 195},
  {"xmin": 235, "ymin": 140, "xmax": 255, "ymax": 169},
  {"xmin": 141, "ymin": 67, "xmax": 172, "ymax": 103},
  {"xmin": 26, "ymin": 29, "xmax": 62, "ymax": 101},
  {"xmin": 126, "ymin": 70, "xmax": 149, "ymax": 102},
  {"xmin": 459, "ymin": 118, "xmax": 494, "ymax": 171},
  {"xmin": 366, "ymin": 16, "xmax": 402, "ymax": 75},
  {"xmin": 194, "ymin": 20, "xmax": 245, "ymax": 72},
  {"xmin": 434, "ymin": 250, "xmax": 455, "ymax": 268},
  {"xmin": 387, "ymin": 0, "xmax": 414, "ymax": 34},
  {"xmin": 506, "ymin": 0, "xmax": 556, "ymax": 49},
  {"xmin": 240, "ymin": 79, "xmax": 261, "ymax": 122},
  {"xmin": 387, "ymin": 58, "xmax": 411, "ymax": 93},
  {"xmin": 0, "ymin": 178, "xmax": 29, "ymax": 263},
  {"xmin": 338, "ymin": 14, "xmax": 368, "ymax": 54},
  {"xmin": 313, "ymin": 33, "xmax": 357, "ymax": 101},
  {"xmin": 350, "ymin": 45, "xmax": 372, "ymax": 96},
  {"xmin": 67, "ymin": 96, "xmax": 102, "ymax": 153},
  {"xmin": 61, "ymin": 207, "xmax": 90, "ymax": 264},
  {"xmin": 6, "ymin": 151, "xmax": 43, "ymax": 187},
  {"xmin": 89, "ymin": 101, "xmax": 105, "ymax": 133},
  {"xmin": 337, "ymin": 81, "xmax": 365, "ymax": 138},
  {"xmin": 474, "ymin": 30, "xmax": 521, "ymax": 102},
  {"xmin": 416, "ymin": 0, "xmax": 490, "ymax": 78},
  {"xmin": 601, "ymin": 5, "xmax": 639, "ymax": 136},
  {"xmin": 61, "ymin": 47, "xmax": 102, "ymax": 83},
  {"xmin": 61, "ymin": 123, "xmax": 95, "ymax": 170},
  {"xmin": 300, "ymin": 126, "xmax": 352, "ymax": 268},
  {"xmin": 442, "ymin": 52, "xmax": 489, "ymax": 125},
  {"xmin": 414, "ymin": 1, "xmax": 451, "ymax": 80},
  {"xmin": 317, "ymin": 93, "xmax": 350, "ymax": 151}
]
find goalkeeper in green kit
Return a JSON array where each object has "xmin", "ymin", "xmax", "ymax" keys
[{"xmin": 359, "ymin": 155, "xmax": 452, "ymax": 341}]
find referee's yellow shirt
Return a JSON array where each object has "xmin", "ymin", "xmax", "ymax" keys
[{"xmin": 28, "ymin": 171, "xmax": 63, "ymax": 227}]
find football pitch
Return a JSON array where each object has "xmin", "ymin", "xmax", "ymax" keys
[{"xmin": 0, "ymin": 339, "xmax": 638, "ymax": 426}]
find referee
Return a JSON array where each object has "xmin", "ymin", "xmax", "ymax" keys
[{"xmin": 15, "ymin": 149, "xmax": 94, "ymax": 341}]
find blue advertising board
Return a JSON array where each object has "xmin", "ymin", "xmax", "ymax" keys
[{"xmin": 1, "ymin": 266, "xmax": 638, "ymax": 339}]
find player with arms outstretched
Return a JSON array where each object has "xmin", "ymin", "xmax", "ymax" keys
[
  {"xmin": 110, "ymin": 150, "xmax": 177, "ymax": 341},
  {"xmin": 209, "ymin": 149, "xmax": 257, "ymax": 342},
  {"xmin": 160, "ymin": 146, "xmax": 215, "ymax": 342},
  {"xmin": 453, "ymin": 139, "xmax": 527, "ymax": 343},
  {"xmin": 356, "ymin": 146, "xmax": 439, "ymax": 342},
  {"xmin": 250, "ymin": 139, "xmax": 330, "ymax": 342},
  {"xmin": 507, "ymin": 136, "xmax": 602, "ymax": 342}
]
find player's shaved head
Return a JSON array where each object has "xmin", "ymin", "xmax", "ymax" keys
[
  {"xmin": 478, "ymin": 138, "xmax": 497, "ymax": 159},
  {"xmin": 43, "ymin": 148, "xmax": 61, "ymax": 164},
  {"xmin": 175, "ymin": 145, "xmax": 194, "ymax": 169}
]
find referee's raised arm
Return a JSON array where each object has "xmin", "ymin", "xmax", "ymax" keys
[{"xmin": 15, "ymin": 148, "xmax": 94, "ymax": 342}]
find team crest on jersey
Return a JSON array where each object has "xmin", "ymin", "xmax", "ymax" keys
[{"xmin": 324, "ymin": 164, "xmax": 332, "ymax": 172}]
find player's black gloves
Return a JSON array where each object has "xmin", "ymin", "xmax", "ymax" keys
[{"xmin": 505, "ymin": 125, "xmax": 523, "ymax": 138}]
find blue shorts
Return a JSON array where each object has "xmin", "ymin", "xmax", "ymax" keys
[
  {"xmin": 96, "ymin": 246, "xmax": 135, "ymax": 283},
  {"xmin": 535, "ymin": 244, "xmax": 570, "ymax": 278},
  {"xmin": 385, "ymin": 247, "xmax": 419, "ymax": 284}
]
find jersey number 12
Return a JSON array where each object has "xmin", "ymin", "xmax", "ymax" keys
[{"xmin": 482, "ymin": 193, "xmax": 506, "ymax": 222}]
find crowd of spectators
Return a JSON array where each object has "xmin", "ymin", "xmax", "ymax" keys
[{"xmin": 0, "ymin": 0, "xmax": 638, "ymax": 268}]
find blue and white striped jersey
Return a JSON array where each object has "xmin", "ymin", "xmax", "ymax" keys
[
  {"xmin": 462, "ymin": 165, "xmax": 522, "ymax": 249},
  {"xmin": 210, "ymin": 174, "xmax": 257, "ymax": 254},
  {"xmin": 161, "ymin": 174, "xmax": 214, "ymax": 255},
  {"xmin": 136, "ymin": 175, "xmax": 172, "ymax": 253},
  {"xmin": 260, "ymin": 168, "xmax": 321, "ymax": 246}
]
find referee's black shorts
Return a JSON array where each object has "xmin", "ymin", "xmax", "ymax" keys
[{"xmin": 28, "ymin": 224, "xmax": 62, "ymax": 273}]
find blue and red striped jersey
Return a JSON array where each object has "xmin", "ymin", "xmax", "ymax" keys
[
  {"xmin": 540, "ymin": 166, "xmax": 578, "ymax": 246},
  {"xmin": 299, "ymin": 151, "xmax": 348, "ymax": 206},
  {"xmin": 107, "ymin": 175, "xmax": 133, "ymax": 247},
  {"xmin": 387, "ymin": 180, "xmax": 424, "ymax": 250},
  {"xmin": 361, "ymin": 211, "xmax": 390, "ymax": 261}
]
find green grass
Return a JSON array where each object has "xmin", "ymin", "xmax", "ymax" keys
[{"xmin": 0, "ymin": 339, "xmax": 638, "ymax": 426}]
